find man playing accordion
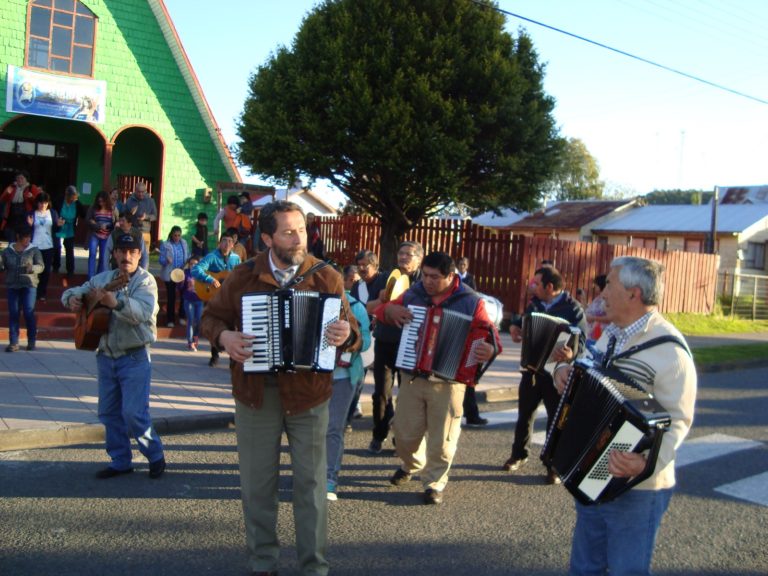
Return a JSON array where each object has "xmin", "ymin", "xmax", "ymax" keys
[
  {"xmin": 503, "ymin": 266, "xmax": 588, "ymax": 484},
  {"xmin": 553, "ymin": 256, "xmax": 697, "ymax": 576},
  {"xmin": 375, "ymin": 251, "xmax": 500, "ymax": 505}
]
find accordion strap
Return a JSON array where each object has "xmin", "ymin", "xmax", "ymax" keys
[
  {"xmin": 609, "ymin": 335, "xmax": 691, "ymax": 365},
  {"xmin": 245, "ymin": 259, "xmax": 328, "ymax": 289},
  {"xmin": 284, "ymin": 261, "xmax": 328, "ymax": 289}
]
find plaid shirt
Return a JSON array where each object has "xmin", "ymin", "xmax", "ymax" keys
[{"xmin": 604, "ymin": 311, "xmax": 653, "ymax": 356}]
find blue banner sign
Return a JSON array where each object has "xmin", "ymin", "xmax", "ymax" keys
[{"xmin": 6, "ymin": 65, "xmax": 106, "ymax": 124}]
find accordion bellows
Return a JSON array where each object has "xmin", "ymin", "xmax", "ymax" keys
[{"xmin": 520, "ymin": 311, "xmax": 581, "ymax": 374}]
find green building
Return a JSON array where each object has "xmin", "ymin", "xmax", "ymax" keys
[{"xmin": 0, "ymin": 0, "xmax": 244, "ymax": 244}]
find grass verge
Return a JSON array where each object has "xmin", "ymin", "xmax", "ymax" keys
[
  {"xmin": 666, "ymin": 313, "xmax": 768, "ymax": 335},
  {"xmin": 692, "ymin": 343, "xmax": 768, "ymax": 366}
]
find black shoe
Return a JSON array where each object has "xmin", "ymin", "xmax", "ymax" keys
[
  {"xmin": 389, "ymin": 468, "xmax": 412, "ymax": 486},
  {"xmin": 5, "ymin": 344, "xmax": 19, "ymax": 353},
  {"xmin": 465, "ymin": 417, "xmax": 489, "ymax": 428},
  {"xmin": 95, "ymin": 466, "xmax": 133, "ymax": 479},
  {"xmin": 208, "ymin": 355, "xmax": 219, "ymax": 367},
  {"xmin": 149, "ymin": 458, "xmax": 166, "ymax": 479},
  {"xmin": 502, "ymin": 456, "xmax": 528, "ymax": 472},
  {"xmin": 26, "ymin": 343, "xmax": 36, "ymax": 351},
  {"xmin": 424, "ymin": 488, "xmax": 443, "ymax": 505},
  {"xmin": 367, "ymin": 439, "xmax": 383, "ymax": 454},
  {"xmin": 546, "ymin": 468, "xmax": 561, "ymax": 485},
  {"xmin": 252, "ymin": 571, "xmax": 278, "ymax": 576}
]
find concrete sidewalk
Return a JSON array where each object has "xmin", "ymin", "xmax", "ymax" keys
[{"xmin": 0, "ymin": 332, "xmax": 525, "ymax": 452}]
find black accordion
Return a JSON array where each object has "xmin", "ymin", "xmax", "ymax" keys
[
  {"xmin": 241, "ymin": 290, "xmax": 341, "ymax": 373},
  {"xmin": 540, "ymin": 360, "xmax": 671, "ymax": 504},
  {"xmin": 395, "ymin": 305, "xmax": 500, "ymax": 385},
  {"xmin": 520, "ymin": 311, "xmax": 581, "ymax": 373}
]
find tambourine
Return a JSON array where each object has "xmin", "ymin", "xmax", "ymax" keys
[
  {"xmin": 383, "ymin": 269, "xmax": 410, "ymax": 302},
  {"xmin": 170, "ymin": 268, "xmax": 185, "ymax": 283}
]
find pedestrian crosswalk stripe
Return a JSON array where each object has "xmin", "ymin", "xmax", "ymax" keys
[
  {"xmin": 676, "ymin": 433, "xmax": 763, "ymax": 468},
  {"xmin": 477, "ymin": 407, "xmax": 547, "ymax": 427},
  {"xmin": 714, "ymin": 472, "xmax": 768, "ymax": 507}
]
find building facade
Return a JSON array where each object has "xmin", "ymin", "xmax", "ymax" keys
[{"xmin": 0, "ymin": 0, "xmax": 240, "ymax": 244}]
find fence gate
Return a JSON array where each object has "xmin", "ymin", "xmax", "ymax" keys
[{"xmin": 718, "ymin": 271, "xmax": 768, "ymax": 320}]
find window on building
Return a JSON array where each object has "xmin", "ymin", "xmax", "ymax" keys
[
  {"xmin": 684, "ymin": 238, "xmax": 703, "ymax": 253},
  {"xmin": 744, "ymin": 242, "xmax": 766, "ymax": 269},
  {"xmin": 26, "ymin": 0, "xmax": 97, "ymax": 77},
  {"xmin": 630, "ymin": 236, "xmax": 657, "ymax": 249}
]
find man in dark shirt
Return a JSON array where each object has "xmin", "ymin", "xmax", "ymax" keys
[{"xmin": 503, "ymin": 266, "xmax": 587, "ymax": 484}]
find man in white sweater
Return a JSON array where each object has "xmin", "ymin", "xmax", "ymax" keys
[{"xmin": 554, "ymin": 256, "xmax": 697, "ymax": 576}]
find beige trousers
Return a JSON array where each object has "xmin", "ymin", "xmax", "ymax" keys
[{"xmin": 392, "ymin": 375, "xmax": 466, "ymax": 491}]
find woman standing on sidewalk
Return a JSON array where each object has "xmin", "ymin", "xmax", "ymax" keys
[
  {"xmin": 1, "ymin": 226, "xmax": 44, "ymax": 352},
  {"xmin": 28, "ymin": 192, "xmax": 59, "ymax": 302}
]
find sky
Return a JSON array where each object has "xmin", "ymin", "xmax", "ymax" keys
[{"xmin": 163, "ymin": 0, "xmax": 768, "ymax": 201}]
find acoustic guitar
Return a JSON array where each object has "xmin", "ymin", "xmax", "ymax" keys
[
  {"xmin": 194, "ymin": 270, "xmax": 230, "ymax": 301},
  {"xmin": 74, "ymin": 272, "xmax": 130, "ymax": 351}
]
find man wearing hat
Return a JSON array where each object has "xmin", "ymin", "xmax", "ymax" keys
[{"xmin": 62, "ymin": 233, "xmax": 166, "ymax": 479}]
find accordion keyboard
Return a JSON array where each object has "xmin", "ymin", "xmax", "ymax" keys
[{"xmin": 395, "ymin": 305, "xmax": 428, "ymax": 370}]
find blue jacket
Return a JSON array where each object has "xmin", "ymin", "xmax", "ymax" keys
[
  {"xmin": 334, "ymin": 292, "xmax": 371, "ymax": 387},
  {"xmin": 191, "ymin": 249, "xmax": 241, "ymax": 282}
]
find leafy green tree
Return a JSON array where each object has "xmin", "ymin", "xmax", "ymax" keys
[
  {"xmin": 547, "ymin": 137, "xmax": 604, "ymax": 201},
  {"xmin": 237, "ymin": 0, "xmax": 561, "ymax": 266},
  {"xmin": 644, "ymin": 189, "xmax": 713, "ymax": 205}
]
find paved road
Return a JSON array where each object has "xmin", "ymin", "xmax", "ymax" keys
[{"xmin": 1, "ymin": 366, "xmax": 766, "ymax": 576}]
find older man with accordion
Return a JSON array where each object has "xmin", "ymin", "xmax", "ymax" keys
[
  {"xmin": 551, "ymin": 256, "xmax": 696, "ymax": 576},
  {"xmin": 375, "ymin": 251, "xmax": 502, "ymax": 505}
]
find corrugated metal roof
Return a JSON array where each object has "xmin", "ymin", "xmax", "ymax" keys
[
  {"xmin": 508, "ymin": 200, "xmax": 635, "ymax": 230},
  {"xmin": 592, "ymin": 204, "xmax": 768, "ymax": 234},
  {"xmin": 472, "ymin": 209, "xmax": 526, "ymax": 228}
]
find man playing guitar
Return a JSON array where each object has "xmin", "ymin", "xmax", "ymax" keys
[
  {"xmin": 191, "ymin": 230, "xmax": 241, "ymax": 366},
  {"xmin": 61, "ymin": 233, "xmax": 166, "ymax": 480}
]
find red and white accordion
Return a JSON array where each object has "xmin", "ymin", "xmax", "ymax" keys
[
  {"xmin": 394, "ymin": 305, "xmax": 501, "ymax": 385},
  {"xmin": 520, "ymin": 311, "xmax": 581, "ymax": 374}
]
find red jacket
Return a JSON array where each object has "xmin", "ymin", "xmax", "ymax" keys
[{"xmin": 1, "ymin": 184, "xmax": 40, "ymax": 229}]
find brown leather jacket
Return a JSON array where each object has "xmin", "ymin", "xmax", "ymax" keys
[{"xmin": 201, "ymin": 252, "xmax": 360, "ymax": 415}]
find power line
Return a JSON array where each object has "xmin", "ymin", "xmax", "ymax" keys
[{"xmin": 475, "ymin": 0, "xmax": 768, "ymax": 106}]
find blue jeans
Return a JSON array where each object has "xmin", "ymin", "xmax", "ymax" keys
[
  {"xmin": 569, "ymin": 488, "xmax": 673, "ymax": 576},
  {"xmin": 88, "ymin": 235, "xmax": 109, "ymax": 278},
  {"xmin": 184, "ymin": 299, "xmax": 204, "ymax": 344},
  {"xmin": 326, "ymin": 377, "xmax": 355, "ymax": 489},
  {"xmin": 96, "ymin": 348, "xmax": 165, "ymax": 470},
  {"xmin": 7, "ymin": 286, "xmax": 37, "ymax": 346}
]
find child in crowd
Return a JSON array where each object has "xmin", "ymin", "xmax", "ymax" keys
[
  {"xmin": 191, "ymin": 212, "xmax": 209, "ymax": 258},
  {"xmin": 181, "ymin": 256, "xmax": 203, "ymax": 351}
]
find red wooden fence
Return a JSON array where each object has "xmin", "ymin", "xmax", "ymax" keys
[{"xmin": 317, "ymin": 215, "xmax": 720, "ymax": 317}]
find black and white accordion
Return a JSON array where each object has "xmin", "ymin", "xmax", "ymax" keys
[
  {"xmin": 520, "ymin": 311, "xmax": 581, "ymax": 373},
  {"xmin": 540, "ymin": 360, "xmax": 671, "ymax": 505},
  {"xmin": 394, "ymin": 305, "xmax": 500, "ymax": 385},
  {"xmin": 241, "ymin": 290, "xmax": 341, "ymax": 373}
]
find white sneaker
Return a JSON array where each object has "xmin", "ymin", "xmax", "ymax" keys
[
  {"xmin": 167, "ymin": 322, "xmax": 175, "ymax": 328},
  {"xmin": 327, "ymin": 491, "xmax": 338, "ymax": 502}
]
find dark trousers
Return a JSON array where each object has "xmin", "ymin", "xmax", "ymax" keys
[
  {"xmin": 164, "ymin": 281, "xmax": 183, "ymax": 323},
  {"xmin": 37, "ymin": 248, "xmax": 54, "ymax": 299},
  {"xmin": 463, "ymin": 386, "xmax": 481, "ymax": 422},
  {"xmin": 371, "ymin": 339, "xmax": 399, "ymax": 442},
  {"xmin": 510, "ymin": 370, "xmax": 560, "ymax": 460},
  {"xmin": 53, "ymin": 237, "xmax": 75, "ymax": 275}
]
